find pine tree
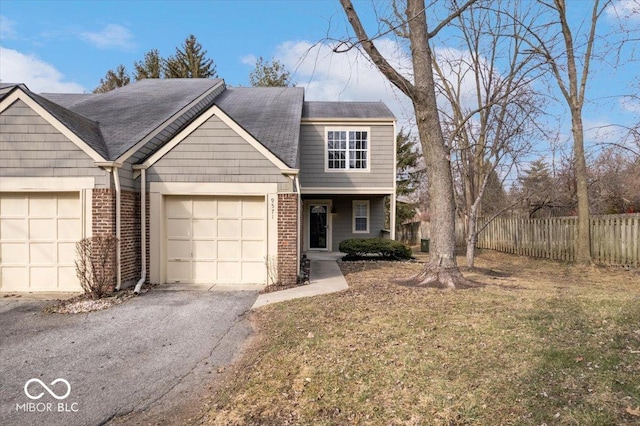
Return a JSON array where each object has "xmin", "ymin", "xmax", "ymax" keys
[
  {"xmin": 164, "ymin": 35, "xmax": 216, "ymax": 78},
  {"xmin": 93, "ymin": 65, "xmax": 130, "ymax": 93},
  {"xmin": 134, "ymin": 49, "xmax": 163, "ymax": 80},
  {"xmin": 395, "ymin": 130, "xmax": 424, "ymax": 224}
]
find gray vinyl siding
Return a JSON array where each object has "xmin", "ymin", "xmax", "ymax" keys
[
  {"xmin": 127, "ymin": 85, "xmax": 224, "ymax": 167},
  {"xmin": 0, "ymin": 100, "xmax": 109, "ymax": 187},
  {"xmin": 330, "ymin": 196, "xmax": 386, "ymax": 251},
  {"xmin": 146, "ymin": 115, "xmax": 292, "ymax": 192},
  {"xmin": 299, "ymin": 123, "xmax": 395, "ymax": 189}
]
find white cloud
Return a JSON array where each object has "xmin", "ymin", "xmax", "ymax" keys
[
  {"xmin": 605, "ymin": 0, "xmax": 640, "ymax": 21},
  {"xmin": 241, "ymin": 54, "xmax": 257, "ymax": 66},
  {"xmin": 0, "ymin": 16, "xmax": 17, "ymax": 39},
  {"xmin": 0, "ymin": 47, "xmax": 85, "ymax": 93},
  {"xmin": 584, "ymin": 118, "xmax": 630, "ymax": 147},
  {"xmin": 275, "ymin": 39, "xmax": 416, "ymax": 129},
  {"xmin": 620, "ymin": 95, "xmax": 640, "ymax": 113},
  {"xmin": 80, "ymin": 24, "xmax": 134, "ymax": 50},
  {"xmin": 275, "ymin": 39, "xmax": 504, "ymax": 134}
]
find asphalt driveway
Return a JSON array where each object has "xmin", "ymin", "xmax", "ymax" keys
[{"xmin": 0, "ymin": 288, "xmax": 258, "ymax": 426}]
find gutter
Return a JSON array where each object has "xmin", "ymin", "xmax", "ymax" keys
[
  {"xmin": 294, "ymin": 175, "xmax": 302, "ymax": 277},
  {"xmin": 133, "ymin": 167, "xmax": 146, "ymax": 295},
  {"xmin": 113, "ymin": 167, "xmax": 122, "ymax": 291}
]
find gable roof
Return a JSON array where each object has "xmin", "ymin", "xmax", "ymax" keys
[
  {"xmin": 3, "ymin": 80, "xmax": 393, "ymax": 172},
  {"xmin": 214, "ymin": 87, "xmax": 304, "ymax": 168},
  {"xmin": 41, "ymin": 79, "xmax": 224, "ymax": 160},
  {"xmin": 302, "ymin": 101, "xmax": 395, "ymax": 120}
]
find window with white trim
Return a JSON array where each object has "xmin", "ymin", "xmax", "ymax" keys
[
  {"xmin": 327, "ymin": 129, "xmax": 369, "ymax": 170},
  {"xmin": 352, "ymin": 200, "xmax": 370, "ymax": 233}
]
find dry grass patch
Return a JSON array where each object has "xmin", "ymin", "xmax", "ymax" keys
[{"xmin": 201, "ymin": 251, "xmax": 640, "ymax": 425}]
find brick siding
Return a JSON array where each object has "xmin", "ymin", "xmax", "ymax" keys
[
  {"xmin": 278, "ymin": 193, "xmax": 299, "ymax": 286},
  {"xmin": 92, "ymin": 189, "xmax": 141, "ymax": 287},
  {"xmin": 120, "ymin": 190, "xmax": 140, "ymax": 284}
]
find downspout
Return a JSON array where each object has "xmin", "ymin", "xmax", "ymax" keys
[
  {"xmin": 134, "ymin": 168, "xmax": 146, "ymax": 295},
  {"xmin": 113, "ymin": 167, "xmax": 122, "ymax": 291},
  {"xmin": 294, "ymin": 175, "xmax": 302, "ymax": 277}
]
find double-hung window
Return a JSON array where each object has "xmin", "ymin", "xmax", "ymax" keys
[
  {"xmin": 326, "ymin": 129, "xmax": 369, "ymax": 171},
  {"xmin": 352, "ymin": 200, "xmax": 370, "ymax": 233}
]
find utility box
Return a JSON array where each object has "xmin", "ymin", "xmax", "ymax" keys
[{"xmin": 420, "ymin": 238, "xmax": 430, "ymax": 253}]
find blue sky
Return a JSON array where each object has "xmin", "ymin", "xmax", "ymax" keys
[{"xmin": 1, "ymin": 0, "xmax": 638, "ymax": 165}]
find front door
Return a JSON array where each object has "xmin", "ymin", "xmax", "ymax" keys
[{"xmin": 309, "ymin": 204, "xmax": 328, "ymax": 250}]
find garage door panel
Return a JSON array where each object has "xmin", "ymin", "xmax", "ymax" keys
[
  {"xmin": 1, "ymin": 242, "xmax": 26, "ymax": 264},
  {"xmin": 57, "ymin": 194, "xmax": 80, "ymax": 216},
  {"xmin": 29, "ymin": 219, "xmax": 56, "ymax": 240},
  {"xmin": 58, "ymin": 242, "xmax": 77, "ymax": 264},
  {"xmin": 242, "ymin": 240, "xmax": 264, "ymax": 258},
  {"xmin": 242, "ymin": 262, "xmax": 265, "ymax": 282},
  {"xmin": 58, "ymin": 267, "xmax": 77, "ymax": 289},
  {"xmin": 193, "ymin": 219, "xmax": 215, "ymax": 237},
  {"xmin": 58, "ymin": 219, "xmax": 81, "ymax": 239},
  {"xmin": 167, "ymin": 218, "xmax": 190, "ymax": 238},
  {"xmin": 167, "ymin": 240, "xmax": 190, "ymax": 259},
  {"xmin": 29, "ymin": 196, "xmax": 56, "ymax": 217},
  {"xmin": 218, "ymin": 200, "xmax": 240, "ymax": 217},
  {"xmin": 218, "ymin": 241, "xmax": 239, "ymax": 259},
  {"xmin": 166, "ymin": 197, "xmax": 191, "ymax": 217},
  {"xmin": 193, "ymin": 240, "xmax": 215, "ymax": 259},
  {"xmin": 193, "ymin": 262, "xmax": 216, "ymax": 282},
  {"xmin": 1, "ymin": 194, "xmax": 26, "ymax": 216},
  {"xmin": 1, "ymin": 219, "xmax": 25, "ymax": 239},
  {"xmin": 167, "ymin": 261, "xmax": 190, "ymax": 282},
  {"xmin": 1, "ymin": 267, "xmax": 27, "ymax": 291},
  {"xmin": 218, "ymin": 219, "xmax": 239, "ymax": 238},
  {"xmin": 242, "ymin": 219, "xmax": 264, "ymax": 239},
  {"xmin": 30, "ymin": 243, "xmax": 56, "ymax": 264},
  {"xmin": 218, "ymin": 261, "xmax": 240, "ymax": 281},
  {"xmin": 242, "ymin": 199, "xmax": 264, "ymax": 217},
  {"xmin": 30, "ymin": 267, "xmax": 56, "ymax": 290},
  {"xmin": 192, "ymin": 199, "xmax": 216, "ymax": 217}
]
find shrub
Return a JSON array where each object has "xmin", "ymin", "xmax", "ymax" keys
[
  {"xmin": 75, "ymin": 235, "xmax": 118, "ymax": 299},
  {"xmin": 339, "ymin": 238, "xmax": 412, "ymax": 260}
]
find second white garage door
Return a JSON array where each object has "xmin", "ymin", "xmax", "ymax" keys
[{"xmin": 165, "ymin": 195, "xmax": 266, "ymax": 285}]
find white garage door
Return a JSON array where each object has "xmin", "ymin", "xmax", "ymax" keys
[
  {"xmin": 165, "ymin": 195, "xmax": 266, "ymax": 284},
  {"xmin": 0, "ymin": 192, "xmax": 82, "ymax": 292}
]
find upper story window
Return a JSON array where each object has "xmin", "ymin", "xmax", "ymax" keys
[{"xmin": 326, "ymin": 129, "xmax": 369, "ymax": 171}]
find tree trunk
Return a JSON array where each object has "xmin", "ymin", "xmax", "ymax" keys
[
  {"xmin": 571, "ymin": 111, "xmax": 592, "ymax": 265},
  {"xmin": 340, "ymin": 0, "xmax": 477, "ymax": 288},
  {"xmin": 466, "ymin": 200, "xmax": 480, "ymax": 268}
]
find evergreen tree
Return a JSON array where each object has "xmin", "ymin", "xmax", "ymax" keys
[
  {"xmin": 93, "ymin": 64, "xmax": 130, "ymax": 93},
  {"xmin": 395, "ymin": 130, "xmax": 424, "ymax": 224},
  {"xmin": 249, "ymin": 57, "xmax": 292, "ymax": 87},
  {"xmin": 134, "ymin": 49, "xmax": 163, "ymax": 80},
  {"xmin": 165, "ymin": 35, "xmax": 216, "ymax": 78}
]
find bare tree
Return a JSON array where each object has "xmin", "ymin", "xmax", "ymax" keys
[
  {"xmin": 339, "ymin": 0, "xmax": 478, "ymax": 288},
  {"xmin": 433, "ymin": 0, "xmax": 544, "ymax": 267},
  {"xmin": 519, "ymin": 0, "xmax": 613, "ymax": 265}
]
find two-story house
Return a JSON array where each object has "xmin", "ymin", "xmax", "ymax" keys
[{"xmin": 0, "ymin": 79, "xmax": 396, "ymax": 293}]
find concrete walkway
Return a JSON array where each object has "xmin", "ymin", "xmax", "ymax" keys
[{"xmin": 252, "ymin": 252, "xmax": 348, "ymax": 309}]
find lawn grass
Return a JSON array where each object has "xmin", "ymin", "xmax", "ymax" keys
[{"xmin": 201, "ymin": 250, "xmax": 640, "ymax": 425}]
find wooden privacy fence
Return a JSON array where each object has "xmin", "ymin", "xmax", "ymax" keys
[{"xmin": 476, "ymin": 213, "xmax": 640, "ymax": 267}]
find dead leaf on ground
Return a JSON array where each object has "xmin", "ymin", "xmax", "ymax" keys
[{"xmin": 626, "ymin": 406, "xmax": 640, "ymax": 416}]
